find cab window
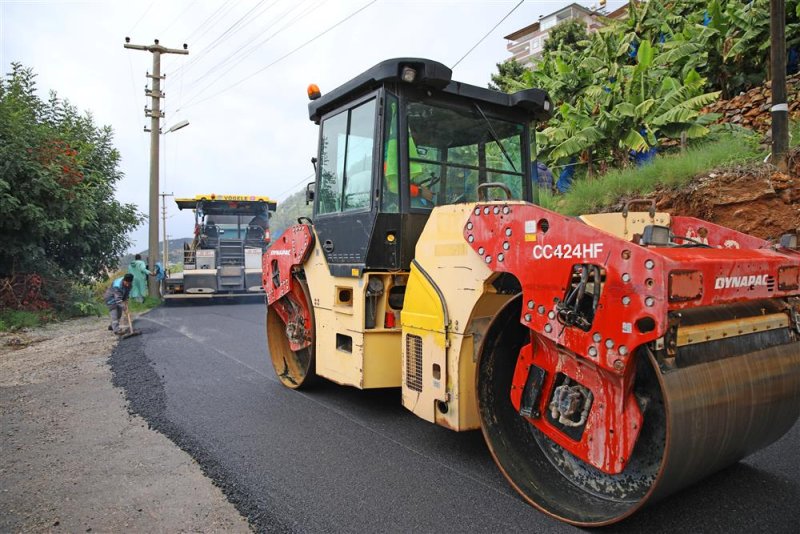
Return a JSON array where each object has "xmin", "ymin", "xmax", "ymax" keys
[
  {"xmin": 317, "ymin": 98, "xmax": 377, "ymax": 215},
  {"xmin": 381, "ymin": 94, "xmax": 400, "ymax": 212},
  {"xmin": 406, "ymin": 101, "xmax": 525, "ymax": 208}
]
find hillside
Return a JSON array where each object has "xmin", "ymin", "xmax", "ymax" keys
[
  {"xmin": 653, "ymin": 148, "xmax": 799, "ymax": 240},
  {"xmin": 269, "ymin": 190, "xmax": 312, "ymax": 240},
  {"xmin": 555, "ymin": 71, "xmax": 800, "ymax": 240}
]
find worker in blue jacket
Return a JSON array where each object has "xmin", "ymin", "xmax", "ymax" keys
[{"xmin": 104, "ymin": 273, "xmax": 133, "ymax": 335}]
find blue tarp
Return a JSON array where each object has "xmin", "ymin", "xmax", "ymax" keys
[{"xmin": 556, "ymin": 158, "xmax": 577, "ymax": 193}]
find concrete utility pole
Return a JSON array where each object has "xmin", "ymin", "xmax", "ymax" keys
[
  {"xmin": 770, "ymin": 0, "xmax": 788, "ymax": 172},
  {"xmin": 124, "ymin": 38, "xmax": 188, "ymax": 297},
  {"xmin": 160, "ymin": 192, "xmax": 174, "ymax": 269}
]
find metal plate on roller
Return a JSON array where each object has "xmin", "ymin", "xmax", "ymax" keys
[{"xmin": 676, "ymin": 313, "xmax": 789, "ymax": 346}]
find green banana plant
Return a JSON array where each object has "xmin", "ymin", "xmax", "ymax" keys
[{"xmin": 497, "ymin": 0, "xmax": 799, "ymax": 172}]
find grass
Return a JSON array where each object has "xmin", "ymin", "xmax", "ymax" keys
[
  {"xmin": 0, "ymin": 280, "xmax": 161, "ymax": 333},
  {"xmin": 128, "ymin": 295, "xmax": 161, "ymax": 313},
  {"xmin": 0, "ymin": 295, "xmax": 159, "ymax": 333},
  {"xmin": 539, "ymin": 128, "xmax": 765, "ymax": 216},
  {"xmin": 0, "ymin": 309, "xmax": 52, "ymax": 332}
]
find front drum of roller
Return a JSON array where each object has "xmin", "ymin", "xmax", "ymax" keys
[{"xmin": 477, "ymin": 297, "xmax": 800, "ymax": 526}]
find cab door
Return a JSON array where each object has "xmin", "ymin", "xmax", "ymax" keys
[{"xmin": 313, "ymin": 92, "xmax": 380, "ymax": 277}]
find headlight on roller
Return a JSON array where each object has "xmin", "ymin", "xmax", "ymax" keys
[{"xmin": 778, "ymin": 266, "xmax": 799, "ymax": 291}]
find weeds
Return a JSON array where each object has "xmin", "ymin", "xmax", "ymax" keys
[
  {"xmin": 0, "ymin": 309, "xmax": 51, "ymax": 332},
  {"xmin": 66, "ymin": 283, "xmax": 105, "ymax": 317},
  {"xmin": 128, "ymin": 296, "xmax": 161, "ymax": 313}
]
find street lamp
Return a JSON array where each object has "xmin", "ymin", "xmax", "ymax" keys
[{"xmin": 165, "ymin": 119, "xmax": 189, "ymax": 134}]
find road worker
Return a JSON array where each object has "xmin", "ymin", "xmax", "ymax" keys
[
  {"xmin": 383, "ymin": 102, "xmax": 435, "ymax": 209},
  {"xmin": 127, "ymin": 254, "xmax": 151, "ymax": 303},
  {"xmin": 104, "ymin": 273, "xmax": 133, "ymax": 335}
]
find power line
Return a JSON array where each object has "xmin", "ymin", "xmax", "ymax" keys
[
  {"xmin": 176, "ymin": 0, "xmax": 315, "ymax": 106},
  {"xmin": 163, "ymin": 0, "xmax": 238, "ymax": 76},
  {"xmin": 160, "ymin": 0, "xmax": 195, "ymax": 36},
  {"xmin": 193, "ymin": 0, "xmax": 272, "ymax": 60},
  {"xmin": 183, "ymin": 0, "xmax": 289, "ymax": 86},
  {"xmin": 178, "ymin": 0, "xmax": 319, "ymax": 107},
  {"xmin": 276, "ymin": 173, "xmax": 315, "ymax": 200},
  {"xmin": 128, "ymin": 0, "xmax": 156, "ymax": 35},
  {"xmin": 452, "ymin": 0, "xmax": 525, "ymax": 69},
  {"xmin": 183, "ymin": 0, "xmax": 236, "ymax": 44},
  {"xmin": 172, "ymin": 0, "xmax": 272, "ymax": 78},
  {"xmin": 181, "ymin": 0, "xmax": 377, "ymax": 109}
]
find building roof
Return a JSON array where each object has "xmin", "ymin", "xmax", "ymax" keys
[
  {"xmin": 504, "ymin": 20, "xmax": 541, "ymax": 41},
  {"xmin": 605, "ymin": 3, "xmax": 629, "ymax": 19},
  {"xmin": 503, "ymin": 2, "xmax": 598, "ymax": 41}
]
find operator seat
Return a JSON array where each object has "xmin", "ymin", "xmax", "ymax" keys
[
  {"xmin": 245, "ymin": 225, "xmax": 265, "ymax": 247},
  {"xmin": 203, "ymin": 221, "xmax": 220, "ymax": 248}
]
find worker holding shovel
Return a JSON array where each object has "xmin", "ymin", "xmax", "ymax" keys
[{"xmin": 104, "ymin": 273, "xmax": 133, "ymax": 335}]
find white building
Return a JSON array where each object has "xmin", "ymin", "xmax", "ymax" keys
[{"xmin": 504, "ymin": 2, "xmax": 628, "ymax": 66}]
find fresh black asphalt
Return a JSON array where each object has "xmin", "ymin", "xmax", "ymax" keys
[{"xmin": 110, "ymin": 302, "xmax": 800, "ymax": 533}]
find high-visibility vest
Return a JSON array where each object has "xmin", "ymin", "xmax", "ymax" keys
[{"xmin": 384, "ymin": 102, "xmax": 423, "ymax": 195}]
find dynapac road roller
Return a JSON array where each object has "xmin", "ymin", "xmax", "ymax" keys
[{"xmin": 264, "ymin": 58, "xmax": 800, "ymax": 526}]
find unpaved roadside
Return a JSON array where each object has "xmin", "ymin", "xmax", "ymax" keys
[{"xmin": 0, "ymin": 316, "xmax": 250, "ymax": 533}]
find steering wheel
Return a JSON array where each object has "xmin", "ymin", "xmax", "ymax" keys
[{"xmin": 417, "ymin": 172, "xmax": 440, "ymax": 188}]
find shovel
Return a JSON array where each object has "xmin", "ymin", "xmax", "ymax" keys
[{"xmin": 119, "ymin": 305, "xmax": 142, "ymax": 339}]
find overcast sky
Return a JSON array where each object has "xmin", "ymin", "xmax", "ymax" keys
[{"xmin": 2, "ymin": 0, "xmax": 625, "ymax": 254}]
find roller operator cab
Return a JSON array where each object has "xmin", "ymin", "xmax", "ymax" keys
[
  {"xmin": 264, "ymin": 58, "xmax": 800, "ymax": 526},
  {"xmin": 165, "ymin": 194, "xmax": 277, "ymax": 300}
]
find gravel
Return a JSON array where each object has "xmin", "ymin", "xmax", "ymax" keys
[{"xmin": 0, "ymin": 316, "xmax": 249, "ymax": 533}]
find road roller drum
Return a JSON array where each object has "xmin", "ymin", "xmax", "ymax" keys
[{"xmin": 478, "ymin": 297, "xmax": 800, "ymax": 525}]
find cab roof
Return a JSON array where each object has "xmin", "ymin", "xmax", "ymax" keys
[
  {"xmin": 308, "ymin": 57, "xmax": 551, "ymax": 123},
  {"xmin": 175, "ymin": 194, "xmax": 277, "ymax": 214}
]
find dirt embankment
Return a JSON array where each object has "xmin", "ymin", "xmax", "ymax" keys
[
  {"xmin": 655, "ymin": 149, "xmax": 800, "ymax": 240},
  {"xmin": 0, "ymin": 317, "xmax": 250, "ymax": 533}
]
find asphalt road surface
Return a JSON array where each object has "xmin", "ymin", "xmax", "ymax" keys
[{"xmin": 111, "ymin": 302, "xmax": 800, "ymax": 533}]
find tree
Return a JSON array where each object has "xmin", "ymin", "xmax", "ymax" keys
[
  {"xmin": 0, "ymin": 63, "xmax": 142, "ymax": 285},
  {"xmin": 543, "ymin": 19, "xmax": 589, "ymax": 54},
  {"xmin": 489, "ymin": 0, "xmax": 798, "ymax": 181},
  {"xmin": 527, "ymin": 22, "xmax": 723, "ymax": 171},
  {"xmin": 488, "ymin": 59, "xmax": 528, "ymax": 93},
  {"xmin": 627, "ymin": 0, "xmax": 800, "ymax": 97}
]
